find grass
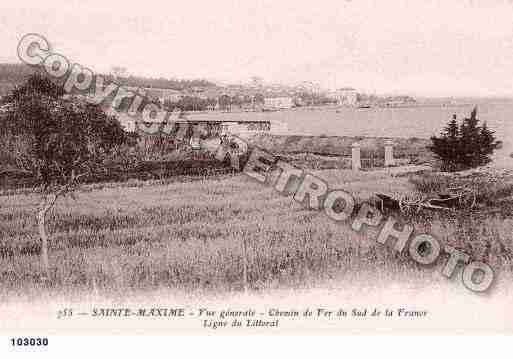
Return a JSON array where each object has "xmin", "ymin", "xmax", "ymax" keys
[
  {"xmin": 408, "ymin": 169, "xmax": 513, "ymax": 212},
  {"xmin": 0, "ymin": 168, "xmax": 512, "ymax": 301},
  {"xmin": 249, "ymin": 134, "xmax": 433, "ymax": 164},
  {"xmin": 0, "ymin": 134, "xmax": 430, "ymax": 191},
  {"xmin": 243, "ymin": 134, "xmax": 432, "ymax": 171}
]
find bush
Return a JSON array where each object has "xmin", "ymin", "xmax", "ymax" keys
[
  {"xmin": 409, "ymin": 170, "xmax": 513, "ymax": 213},
  {"xmin": 408, "ymin": 172, "xmax": 451, "ymax": 195},
  {"xmin": 428, "ymin": 107, "xmax": 501, "ymax": 171}
]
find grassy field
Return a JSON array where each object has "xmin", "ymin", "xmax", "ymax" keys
[
  {"xmin": 249, "ymin": 134, "xmax": 431, "ymax": 158},
  {"xmin": 1, "ymin": 168, "xmax": 512, "ymax": 301},
  {"xmin": 0, "ymin": 133, "xmax": 432, "ymax": 192},
  {"xmin": 248, "ymin": 134, "xmax": 433, "ymax": 169}
]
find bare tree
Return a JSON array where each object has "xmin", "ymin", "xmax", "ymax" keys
[{"xmin": 1, "ymin": 73, "xmax": 128, "ymax": 280}]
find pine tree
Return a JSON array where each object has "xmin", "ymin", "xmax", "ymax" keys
[
  {"xmin": 478, "ymin": 122, "xmax": 500, "ymax": 165},
  {"xmin": 445, "ymin": 115, "xmax": 460, "ymax": 169},
  {"xmin": 429, "ymin": 107, "xmax": 500, "ymax": 171},
  {"xmin": 459, "ymin": 107, "xmax": 481, "ymax": 167}
]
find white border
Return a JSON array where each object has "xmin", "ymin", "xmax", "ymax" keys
[{"xmin": 1, "ymin": 335, "xmax": 509, "ymax": 359}]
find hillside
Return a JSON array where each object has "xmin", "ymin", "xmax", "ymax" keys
[
  {"xmin": 0, "ymin": 63, "xmax": 217, "ymax": 97},
  {"xmin": 0, "ymin": 63, "xmax": 37, "ymax": 96}
]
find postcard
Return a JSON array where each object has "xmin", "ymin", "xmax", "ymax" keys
[{"xmin": 1, "ymin": 0, "xmax": 512, "ymax": 344}]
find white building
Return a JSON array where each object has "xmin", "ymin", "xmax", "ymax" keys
[
  {"xmin": 145, "ymin": 88, "xmax": 183, "ymax": 103},
  {"xmin": 264, "ymin": 97, "xmax": 294, "ymax": 109},
  {"xmin": 335, "ymin": 87, "xmax": 358, "ymax": 106},
  {"xmin": 125, "ymin": 87, "xmax": 183, "ymax": 103}
]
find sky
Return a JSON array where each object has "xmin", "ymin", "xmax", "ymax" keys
[{"xmin": 1, "ymin": 0, "xmax": 513, "ymax": 96}]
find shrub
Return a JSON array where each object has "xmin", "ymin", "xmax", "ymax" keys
[
  {"xmin": 408, "ymin": 172, "xmax": 451, "ymax": 195},
  {"xmin": 428, "ymin": 107, "xmax": 501, "ymax": 171},
  {"xmin": 409, "ymin": 170, "xmax": 513, "ymax": 213}
]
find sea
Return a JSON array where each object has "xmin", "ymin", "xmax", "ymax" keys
[{"xmin": 188, "ymin": 99, "xmax": 513, "ymax": 166}]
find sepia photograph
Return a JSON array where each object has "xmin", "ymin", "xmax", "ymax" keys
[{"xmin": 1, "ymin": 0, "xmax": 513, "ymax": 346}]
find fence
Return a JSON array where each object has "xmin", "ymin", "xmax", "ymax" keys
[{"xmin": 352, "ymin": 140, "xmax": 395, "ymax": 170}]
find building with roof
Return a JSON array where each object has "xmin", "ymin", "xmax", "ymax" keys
[
  {"xmin": 264, "ymin": 96, "xmax": 294, "ymax": 110},
  {"xmin": 334, "ymin": 87, "xmax": 358, "ymax": 106}
]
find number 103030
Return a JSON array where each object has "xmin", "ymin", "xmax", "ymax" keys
[{"xmin": 10, "ymin": 337, "xmax": 48, "ymax": 347}]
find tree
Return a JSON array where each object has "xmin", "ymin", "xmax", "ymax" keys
[
  {"xmin": 218, "ymin": 94, "xmax": 232, "ymax": 112},
  {"xmin": 430, "ymin": 115, "xmax": 460, "ymax": 170},
  {"xmin": 252, "ymin": 93, "xmax": 265, "ymax": 110},
  {"xmin": 1, "ymin": 73, "xmax": 128, "ymax": 280},
  {"xmin": 429, "ymin": 107, "xmax": 501, "ymax": 171}
]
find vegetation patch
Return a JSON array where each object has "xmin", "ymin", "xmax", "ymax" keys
[{"xmin": 408, "ymin": 169, "xmax": 513, "ymax": 215}]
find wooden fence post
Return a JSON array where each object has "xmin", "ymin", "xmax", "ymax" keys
[
  {"xmin": 385, "ymin": 140, "xmax": 394, "ymax": 167},
  {"xmin": 352, "ymin": 142, "xmax": 361, "ymax": 171}
]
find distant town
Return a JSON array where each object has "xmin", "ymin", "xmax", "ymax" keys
[
  {"xmin": 0, "ymin": 63, "xmax": 417, "ymax": 115},
  {"xmin": 121, "ymin": 77, "xmax": 417, "ymax": 112}
]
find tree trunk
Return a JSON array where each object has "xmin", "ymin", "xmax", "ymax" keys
[
  {"xmin": 241, "ymin": 236, "xmax": 248, "ymax": 294},
  {"xmin": 37, "ymin": 194, "xmax": 57, "ymax": 281},
  {"xmin": 37, "ymin": 208, "xmax": 49, "ymax": 280}
]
